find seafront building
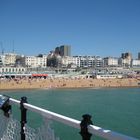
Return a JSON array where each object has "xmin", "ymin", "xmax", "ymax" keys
[
  {"xmin": 14, "ymin": 55, "xmax": 26, "ymax": 67},
  {"xmin": 121, "ymin": 52, "xmax": 132, "ymax": 59},
  {"xmin": 47, "ymin": 51, "xmax": 62, "ymax": 67},
  {"xmin": 120, "ymin": 52, "xmax": 132, "ymax": 67},
  {"xmin": 60, "ymin": 45, "xmax": 71, "ymax": 56},
  {"xmin": 0, "ymin": 50, "xmax": 140, "ymax": 76},
  {"xmin": 3, "ymin": 53, "xmax": 17, "ymax": 66},
  {"xmin": 120, "ymin": 58, "xmax": 131, "ymax": 68},
  {"xmin": 103, "ymin": 57, "xmax": 119, "ymax": 67},
  {"xmin": 0, "ymin": 55, "xmax": 5, "ymax": 66},
  {"xmin": 47, "ymin": 45, "xmax": 71, "ymax": 67},
  {"xmin": 62, "ymin": 55, "xmax": 103, "ymax": 68},
  {"xmin": 131, "ymin": 59, "xmax": 140, "ymax": 68},
  {"xmin": 25, "ymin": 55, "xmax": 47, "ymax": 68},
  {"xmin": 61, "ymin": 56, "xmax": 79, "ymax": 67},
  {"xmin": 72, "ymin": 55, "xmax": 103, "ymax": 68}
]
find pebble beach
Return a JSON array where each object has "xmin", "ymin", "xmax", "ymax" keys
[{"xmin": 0, "ymin": 77, "xmax": 140, "ymax": 90}]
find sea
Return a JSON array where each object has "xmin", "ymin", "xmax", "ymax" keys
[{"xmin": 1, "ymin": 87, "xmax": 140, "ymax": 140}]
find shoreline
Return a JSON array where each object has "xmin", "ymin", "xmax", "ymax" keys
[
  {"xmin": 0, "ymin": 78, "xmax": 140, "ymax": 91},
  {"xmin": 0, "ymin": 86, "xmax": 140, "ymax": 92}
]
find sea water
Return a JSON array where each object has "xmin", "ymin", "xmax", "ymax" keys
[{"xmin": 1, "ymin": 88, "xmax": 140, "ymax": 140}]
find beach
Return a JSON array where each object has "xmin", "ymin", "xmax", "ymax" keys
[{"xmin": 0, "ymin": 77, "xmax": 140, "ymax": 90}]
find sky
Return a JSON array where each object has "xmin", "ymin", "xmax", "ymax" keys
[{"xmin": 0, "ymin": 0, "xmax": 140, "ymax": 58}]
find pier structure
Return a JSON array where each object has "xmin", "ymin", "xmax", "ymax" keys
[{"xmin": 0, "ymin": 95, "xmax": 138, "ymax": 140}]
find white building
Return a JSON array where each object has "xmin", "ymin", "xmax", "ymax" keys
[
  {"xmin": 95, "ymin": 56, "xmax": 104, "ymax": 67},
  {"xmin": 131, "ymin": 59, "xmax": 140, "ymax": 67},
  {"xmin": 121, "ymin": 58, "xmax": 131, "ymax": 67},
  {"xmin": 25, "ymin": 55, "xmax": 47, "ymax": 68},
  {"xmin": 3, "ymin": 53, "xmax": 17, "ymax": 66},
  {"xmin": 62, "ymin": 56, "xmax": 80, "ymax": 67},
  {"xmin": 61, "ymin": 56, "xmax": 103, "ymax": 68},
  {"xmin": 73, "ymin": 56, "xmax": 103, "ymax": 68},
  {"xmin": 104, "ymin": 57, "xmax": 119, "ymax": 67},
  {"xmin": 0, "ymin": 55, "xmax": 5, "ymax": 66}
]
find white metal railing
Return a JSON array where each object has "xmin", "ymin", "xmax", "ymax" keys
[{"xmin": 8, "ymin": 97, "xmax": 138, "ymax": 140}]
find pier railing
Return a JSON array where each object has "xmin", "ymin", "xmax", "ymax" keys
[{"xmin": 0, "ymin": 95, "xmax": 138, "ymax": 140}]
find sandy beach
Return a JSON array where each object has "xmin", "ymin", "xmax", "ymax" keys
[{"xmin": 0, "ymin": 77, "xmax": 140, "ymax": 90}]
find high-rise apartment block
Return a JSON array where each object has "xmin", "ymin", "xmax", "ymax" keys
[
  {"xmin": 55, "ymin": 47, "xmax": 60, "ymax": 55},
  {"xmin": 121, "ymin": 52, "xmax": 132, "ymax": 59},
  {"xmin": 138, "ymin": 52, "xmax": 140, "ymax": 60},
  {"xmin": 121, "ymin": 52, "xmax": 132, "ymax": 67},
  {"xmin": 55, "ymin": 45, "xmax": 71, "ymax": 57}
]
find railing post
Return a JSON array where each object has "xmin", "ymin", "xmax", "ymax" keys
[
  {"xmin": 0, "ymin": 95, "xmax": 11, "ymax": 118},
  {"xmin": 20, "ymin": 97, "xmax": 27, "ymax": 140},
  {"xmin": 80, "ymin": 114, "xmax": 93, "ymax": 140}
]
